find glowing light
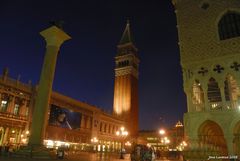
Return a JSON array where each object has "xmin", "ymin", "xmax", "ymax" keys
[
  {"xmin": 46, "ymin": 140, "xmax": 54, "ymax": 147},
  {"xmin": 182, "ymin": 141, "xmax": 187, "ymax": 146},
  {"xmin": 120, "ymin": 127, "xmax": 125, "ymax": 131},
  {"xmin": 1, "ymin": 100, "xmax": 7, "ymax": 104},
  {"xmin": 65, "ymin": 143, "xmax": 70, "ymax": 146},
  {"xmin": 11, "ymin": 130, "xmax": 15, "ymax": 133},
  {"xmin": 116, "ymin": 131, "xmax": 120, "ymax": 136},
  {"xmin": 125, "ymin": 141, "xmax": 131, "ymax": 146},
  {"xmin": 159, "ymin": 129, "xmax": 165, "ymax": 135},
  {"xmin": 166, "ymin": 139, "xmax": 170, "ymax": 144},
  {"xmin": 98, "ymin": 145, "xmax": 101, "ymax": 151},
  {"xmin": 21, "ymin": 138, "xmax": 27, "ymax": 143},
  {"xmin": 26, "ymin": 131, "xmax": 29, "ymax": 135},
  {"xmin": 175, "ymin": 121, "xmax": 183, "ymax": 127},
  {"xmin": 91, "ymin": 137, "xmax": 99, "ymax": 143}
]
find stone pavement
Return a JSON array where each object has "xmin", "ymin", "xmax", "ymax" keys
[{"xmin": 0, "ymin": 152, "xmax": 182, "ymax": 161}]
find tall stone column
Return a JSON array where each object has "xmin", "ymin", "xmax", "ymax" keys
[
  {"xmin": 202, "ymin": 83, "xmax": 210, "ymax": 111},
  {"xmin": 226, "ymin": 136, "xmax": 234, "ymax": 155},
  {"xmin": 7, "ymin": 96, "xmax": 15, "ymax": 113},
  {"xmin": 28, "ymin": 26, "xmax": 71, "ymax": 146},
  {"xmin": 2, "ymin": 127, "xmax": 9, "ymax": 144},
  {"xmin": 81, "ymin": 115, "xmax": 86, "ymax": 128},
  {"xmin": 0, "ymin": 128, "xmax": 3, "ymax": 145},
  {"xmin": 16, "ymin": 129, "xmax": 22, "ymax": 144},
  {"xmin": 219, "ymin": 82, "xmax": 226, "ymax": 110},
  {"xmin": 185, "ymin": 89, "xmax": 193, "ymax": 112}
]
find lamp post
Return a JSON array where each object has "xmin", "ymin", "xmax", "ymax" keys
[
  {"xmin": 116, "ymin": 127, "xmax": 128, "ymax": 159},
  {"xmin": 91, "ymin": 137, "xmax": 99, "ymax": 152},
  {"xmin": 159, "ymin": 129, "xmax": 171, "ymax": 150}
]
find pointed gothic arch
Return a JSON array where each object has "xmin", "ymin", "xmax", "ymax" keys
[
  {"xmin": 224, "ymin": 74, "xmax": 240, "ymax": 109},
  {"xmin": 192, "ymin": 80, "xmax": 204, "ymax": 111},
  {"xmin": 207, "ymin": 78, "xmax": 222, "ymax": 109}
]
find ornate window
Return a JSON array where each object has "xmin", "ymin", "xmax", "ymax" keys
[
  {"xmin": 192, "ymin": 80, "xmax": 204, "ymax": 104},
  {"xmin": 224, "ymin": 75, "xmax": 240, "ymax": 109},
  {"xmin": 0, "ymin": 94, "xmax": 9, "ymax": 112},
  {"xmin": 118, "ymin": 60, "xmax": 129, "ymax": 68},
  {"xmin": 192, "ymin": 80, "xmax": 204, "ymax": 111},
  {"xmin": 218, "ymin": 12, "xmax": 240, "ymax": 40},
  {"xmin": 208, "ymin": 78, "xmax": 222, "ymax": 109},
  {"xmin": 13, "ymin": 97, "xmax": 20, "ymax": 115},
  {"xmin": 13, "ymin": 104, "xmax": 20, "ymax": 115}
]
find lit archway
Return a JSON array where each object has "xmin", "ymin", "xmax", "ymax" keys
[
  {"xmin": 207, "ymin": 78, "xmax": 222, "ymax": 110},
  {"xmin": 192, "ymin": 80, "xmax": 204, "ymax": 111},
  {"xmin": 198, "ymin": 120, "xmax": 227, "ymax": 155},
  {"xmin": 224, "ymin": 74, "xmax": 240, "ymax": 109}
]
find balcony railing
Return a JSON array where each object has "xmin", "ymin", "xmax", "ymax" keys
[
  {"xmin": 0, "ymin": 111, "xmax": 27, "ymax": 121},
  {"xmin": 0, "ymin": 76, "xmax": 32, "ymax": 89},
  {"xmin": 193, "ymin": 101, "xmax": 239, "ymax": 112}
]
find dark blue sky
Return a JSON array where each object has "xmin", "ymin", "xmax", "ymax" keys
[{"xmin": 0, "ymin": 0, "xmax": 187, "ymax": 130}]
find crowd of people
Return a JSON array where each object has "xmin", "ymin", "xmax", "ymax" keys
[
  {"xmin": 130, "ymin": 144, "xmax": 155, "ymax": 161},
  {"xmin": 0, "ymin": 143, "xmax": 16, "ymax": 156},
  {"xmin": 130, "ymin": 144, "xmax": 182, "ymax": 161}
]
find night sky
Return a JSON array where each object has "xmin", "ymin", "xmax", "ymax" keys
[{"xmin": 0, "ymin": 0, "xmax": 187, "ymax": 130}]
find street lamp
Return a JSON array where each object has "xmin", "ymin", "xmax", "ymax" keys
[
  {"xmin": 91, "ymin": 137, "xmax": 99, "ymax": 151},
  {"xmin": 116, "ymin": 127, "xmax": 128, "ymax": 159},
  {"xmin": 159, "ymin": 129, "xmax": 165, "ymax": 135}
]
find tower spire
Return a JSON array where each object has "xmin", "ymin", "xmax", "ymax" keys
[{"xmin": 119, "ymin": 20, "xmax": 133, "ymax": 45}]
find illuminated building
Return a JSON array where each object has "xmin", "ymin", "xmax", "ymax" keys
[
  {"xmin": 113, "ymin": 21, "xmax": 139, "ymax": 138},
  {"xmin": 172, "ymin": 0, "xmax": 240, "ymax": 157},
  {"xmin": 137, "ymin": 121, "xmax": 184, "ymax": 151},
  {"xmin": 0, "ymin": 68, "xmax": 124, "ymax": 152},
  {"xmin": 0, "ymin": 22, "xmax": 140, "ymax": 152}
]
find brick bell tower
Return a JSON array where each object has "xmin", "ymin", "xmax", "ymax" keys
[{"xmin": 113, "ymin": 21, "xmax": 139, "ymax": 138}]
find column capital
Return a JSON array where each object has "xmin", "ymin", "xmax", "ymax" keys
[{"xmin": 40, "ymin": 26, "xmax": 71, "ymax": 47}]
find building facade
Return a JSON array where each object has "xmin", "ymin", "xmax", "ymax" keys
[
  {"xmin": 138, "ymin": 121, "xmax": 184, "ymax": 151},
  {"xmin": 173, "ymin": 0, "xmax": 240, "ymax": 157},
  {"xmin": 0, "ymin": 68, "xmax": 124, "ymax": 152},
  {"xmin": 113, "ymin": 22, "xmax": 139, "ymax": 138},
  {"xmin": 0, "ymin": 22, "xmax": 140, "ymax": 152}
]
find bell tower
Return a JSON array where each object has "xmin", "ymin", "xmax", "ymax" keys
[{"xmin": 113, "ymin": 21, "xmax": 139, "ymax": 137}]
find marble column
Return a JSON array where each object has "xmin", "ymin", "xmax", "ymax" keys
[
  {"xmin": 0, "ymin": 128, "xmax": 4, "ymax": 145},
  {"xmin": 202, "ymin": 83, "xmax": 210, "ymax": 111},
  {"xmin": 19, "ymin": 99, "xmax": 26, "ymax": 116},
  {"xmin": 185, "ymin": 89, "xmax": 193, "ymax": 112},
  {"xmin": 16, "ymin": 129, "xmax": 22, "ymax": 144},
  {"xmin": 2, "ymin": 127, "xmax": 9, "ymax": 144},
  {"xmin": 219, "ymin": 81, "xmax": 226, "ymax": 110},
  {"xmin": 226, "ymin": 136, "xmax": 234, "ymax": 156},
  {"xmin": 28, "ymin": 26, "xmax": 71, "ymax": 146},
  {"xmin": 7, "ymin": 96, "xmax": 15, "ymax": 113},
  {"xmin": 81, "ymin": 115, "xmax": 86, "ymax": 128}
]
